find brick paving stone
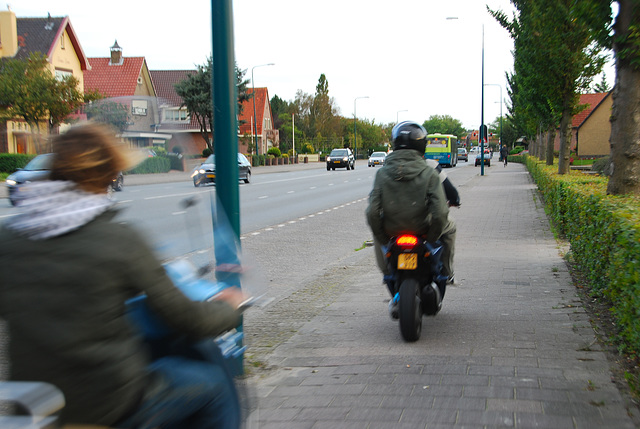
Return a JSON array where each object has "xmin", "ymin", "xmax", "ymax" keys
[{"xmin": 243, "ymin": 163, "xmax": 640, "ymax": 428}]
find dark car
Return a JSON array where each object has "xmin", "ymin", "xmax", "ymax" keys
[
  {"xmin": 457, "ymin": 148, "xmax": 468, "ymax": 162},
  {"xmin": 326, "ymin": 148, "xmax": 355, "ymax": 170},
  {"xmin": 191, "ymin": 153, "xmax": 252, "ymax": 187},
  {"xmin": 5, "ymin": 153, "xmax": 124, "ymax": 206},
  {"xmin": 475, "ymin": 151, "xmax": 491, "ymax": 167}
]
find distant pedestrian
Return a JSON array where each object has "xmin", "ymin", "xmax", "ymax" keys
[{"xmin": 500, "ymin": 145, "xmax": 509, "ymax": 167}]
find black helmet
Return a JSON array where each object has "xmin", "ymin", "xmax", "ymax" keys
[{"xmin": 391, "ymin": 121, "xmax": 427, "ymax": 153}]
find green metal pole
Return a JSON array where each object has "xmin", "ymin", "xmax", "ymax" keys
[
  {"xmin": 211, "ymin": 0, "xmax": 243, "ymax": 375},
  {"xmin": 211, "ymin": 0, "xmax": 240, "ymax": 239}
]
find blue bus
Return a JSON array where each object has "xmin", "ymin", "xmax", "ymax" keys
[{"xmin": 424, "ymin": 134, "xmax": 458, "ymax": 167}]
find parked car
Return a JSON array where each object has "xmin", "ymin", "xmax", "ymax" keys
[
  {"xmin": 368, "ymin": 151, "xmax": 387, "ymax": 167},
  {"xmin": 457, "ymin": 148, "xmax": 468, "ymax": 162},
  {"xmin": 326, "ymin": 148, "xmax": 355, "ymax": 170},
  {"xmin": 6, "ymin": 153, "xmax": 124, "ymax": 206},
  {"xmin": 475, "ymin": 152, "xmax": 491, "ymax": 167},
  {"xmin": 191, "ymin": 153, "xmax": 252, "ymax": 187}
]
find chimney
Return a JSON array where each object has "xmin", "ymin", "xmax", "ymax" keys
[
  {"xmin": 0, "ymin": 8, "xmax": 18, "ymax": 57},
  {"xmin": 109, "ymin": 40, "xmax": 123, "ymax": 65}
]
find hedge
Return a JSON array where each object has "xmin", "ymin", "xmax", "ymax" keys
[
  {"xmin": 525, "ymin": 156, "xmax": 640, "ymax": 355},
  {"xmin": 0, "ymin": 153, "xmax": 36, "ymax": 173},
  {"xmin": 127, "ymin": 156, "xmax": 171, "ymax": 174}
]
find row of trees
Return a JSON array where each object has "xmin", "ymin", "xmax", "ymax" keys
[
  {"xmin": 270, "ymin": 74, "xmax": 392, "ymax": 157},
  {"xmin": 490, "ymin": 0, "xmax": 640, "ymax": 195}
]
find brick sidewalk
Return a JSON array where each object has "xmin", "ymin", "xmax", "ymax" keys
[{"xmin": 244, "ymin": 163, "xmax": 639, "ymax": 429}]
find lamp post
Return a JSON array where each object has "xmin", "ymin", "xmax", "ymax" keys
[
  {"xmin": 251, "ymin": 63, "xmax": 274, "ymax": 158},
  {"xmin": 480, "ymin": 24, "xmax": 485, "ymax": 176},
  {"xmin": 396, "ymin": 109, "xmax": 408, "ymax": 124},
  {"xmin": 447, "ymin": 17, "xmax": 485, "ymax": 175},
  {"xmin": 353, "ymin": 96, "xmax": 369, "ymax": 161},
  {"xmin": 485, "ymin": 83, "xmax": 502, "ymax": 149}
]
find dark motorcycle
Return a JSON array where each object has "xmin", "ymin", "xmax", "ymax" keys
[{"xmin": 385, "ymin": 234, "xmax": 447, "ymax": 342}]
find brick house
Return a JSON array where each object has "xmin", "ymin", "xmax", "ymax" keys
[
  {"xmin": 238, "ymin": 87, "xmax": 279, "ymax": 156},
  {"xmin": 84, "ymin": 42, "xmax": 172, "ymax": 149},
  {"xmin": 554, "ymin": 92, "xmax": 612, "ymax": 158}
]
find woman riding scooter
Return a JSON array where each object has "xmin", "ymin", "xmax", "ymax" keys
[{"xmin": 0, "ymin": 122, "xmax": 248, "ymax": 428}]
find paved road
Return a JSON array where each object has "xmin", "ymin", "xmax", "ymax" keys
[{"xmin": 242, "ymin": 162, "xmax": 640, "ymax": 429}]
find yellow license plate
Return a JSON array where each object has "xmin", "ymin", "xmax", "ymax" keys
[
  {"xmin": 398, "ymin": 253, "xmax": 417, "ymax": 270},
  {"xmin": 334, "ymin": 160, "xmax": 340, "ymax": 163},
  {"xmin": 206, "ymin": 174, "xmax": 215, "ymax": 178}
]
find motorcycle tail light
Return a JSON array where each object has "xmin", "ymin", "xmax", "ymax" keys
[{"xmin": 396, "ymin": 235, "xmax": 418, "ymax": 248}]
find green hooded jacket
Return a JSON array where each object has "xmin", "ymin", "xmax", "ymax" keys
[
  {"xmin": 0, "ymin": 206, "xmax": 241, "ymax": 426},
  {"xmin": 366, "ymin": 149, "xmax": 449, "ymax": 244}
]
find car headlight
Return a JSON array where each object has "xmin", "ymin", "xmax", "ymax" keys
[
  {"xmin": 326, "ymin": 157, "xmax": 331, "ymax": 161},
  {"xmin": 6, "ymin": 179, "xmax": 16, "ymax": 186},
  {"xmin": 343, "ymin": 157, "xmax": 348, "ymax": 161}
]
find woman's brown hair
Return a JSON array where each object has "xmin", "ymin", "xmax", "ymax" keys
[{"xmin": 50, "ymin": 123, "xmax": 131, "ymax": 194}]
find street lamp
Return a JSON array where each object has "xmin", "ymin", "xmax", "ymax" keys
[
  {"xmin": 251, "ymin": 62, "xmax": 274, "ymax": 158},
  {"xmin": 396, "ymin": 109, "xmax": 408, "ymax": 123},
  {"xmin": 485, "ymin": 83, "xmax": 502, "ymax": 149},
  {"xmin": 353, "ymin": 96, "xmax": 369, "ymax": 161},
  {"xmin": 447, "ymin": 17, "xmax": 485, "ymax": 175},
  {"xmin": 480, "ymin": 24, "xmax": 485, "ymax": 176}
]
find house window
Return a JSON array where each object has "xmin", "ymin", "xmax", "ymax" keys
[
  {"xmin": 132, "ymin": 99, "xmax": 148, "ymax": 116},
  {"xmin": 163, "ymin": 107, "xmax": 189, "ymax": 122},
  {"xmin": 61, "ymin": 33, "xmax": 65, "ymax": 50},
  {"xmin": 55, "ymin": 69, "xmax": 73, "ymax": 81}
]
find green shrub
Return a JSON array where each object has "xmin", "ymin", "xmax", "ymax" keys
[
  {"xmin": 267, "ymin": 147, "xmax": 281, "ymax": 157},
  {"xmin": 127, "ymin": 156, "xmax": 171, "ymax": 174},
  {"xmin": 251, "ymin": 154, "xmax": 264, "ymax": 166},
  {"xmin": 154, "ymin": 147, "xmax": 167, "ymax": 156},
  {"xmin": 509, "ymin": 146, "xmax": 524, "ymax": 155},
  {"xmin": 592, "ymin": 156, "xmax": 611, "ymax": 175},
  {"xmin": 525, "ymin": 157, "xmax": 640, "ymax": 355},
  {"xmin": 166, "ymin": 154, "xmax": 184, "ymax": 171},
  {"xmin": 0, "ymin": 153, "xmax": 36, "ymax": 173},
  {"xmin": 202, "ymin": 148, "xmax": 213, "ymax": 158}
]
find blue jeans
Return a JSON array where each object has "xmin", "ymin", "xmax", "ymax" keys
[{"xmin": 116, "ymin": 345, "xmax": 240, "ymax": 429}]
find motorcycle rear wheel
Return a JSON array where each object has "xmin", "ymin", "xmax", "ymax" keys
[{"xmin": 399, "ymin": 278, "xmax": 422, "ymax": 342}]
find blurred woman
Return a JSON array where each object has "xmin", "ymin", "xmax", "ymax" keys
[{"xmin": 0, "ymin": 123, "xmax": 246, "ymax": 428}]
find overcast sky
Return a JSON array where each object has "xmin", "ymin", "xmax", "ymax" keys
[{"xmin": 12, "ymin": 1, "xmax": 615, "ymax": 130}]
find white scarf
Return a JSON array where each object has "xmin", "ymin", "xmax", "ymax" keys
[{"xmin": 6, "ymin": 181, "xmax": 114, "ymax": 240}]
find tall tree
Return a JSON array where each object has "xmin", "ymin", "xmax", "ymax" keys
[
  {"xmin": 310, "ymin": 74, "xmax": 339, "ymax": 140},
  {"xmin": 591, "ymin": 0, "xmax": 640, "ymax": 195},
  {"xmin": 174, "ymin": 58, "xmax": 250, "ymax": 153},
  {"xmin": 0, "ymin": 52, "xmax": 85, "ymax": 152},
  {"xmin": 422, "ymin": 115, "xmax": 466, "ymax": 138},
  {"xmin": 491, "ymin": 0, "xmax": 606, "ymax": 173}
]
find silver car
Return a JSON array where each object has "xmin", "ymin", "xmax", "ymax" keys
[{"xmin": 368, "ymin": 151, "xmax": 387, "ymax": 167}]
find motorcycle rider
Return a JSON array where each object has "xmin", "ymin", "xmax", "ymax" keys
[
  {"xmin": 0, "ymin": 122, "xmax": 248, "ymax": 428},
  {"xmin": 366, "ymin": 121, "xmax": 456, "ymax": 318}
]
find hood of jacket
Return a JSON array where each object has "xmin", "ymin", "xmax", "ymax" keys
[{"xmin": 383, "ymin": 149, "xmax": 429, "ymax": 181}]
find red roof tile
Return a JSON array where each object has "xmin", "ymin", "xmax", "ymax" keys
[
  {"xmin": 149, "ymin": 70, "xmax": 195, "ymax": 106},
  {"xmin": 84, "ymin": 57, "xmax": 145, "ymax": 97},
  {"xmin": 573, "ymin": 92, "xmax": 610, "ymax": 128},
  {"xmin": 239, "ymin": 87, "xmax": 269, "ymax": 135}
]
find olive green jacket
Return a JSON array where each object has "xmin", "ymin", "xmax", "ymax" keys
[
  {"xmin": 366, "ymin": 150, "xmax": 449, "ymax": 244},
  {"xmin": 0, "ymin": 210, "xmax": 241, "ymax": 426}
]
